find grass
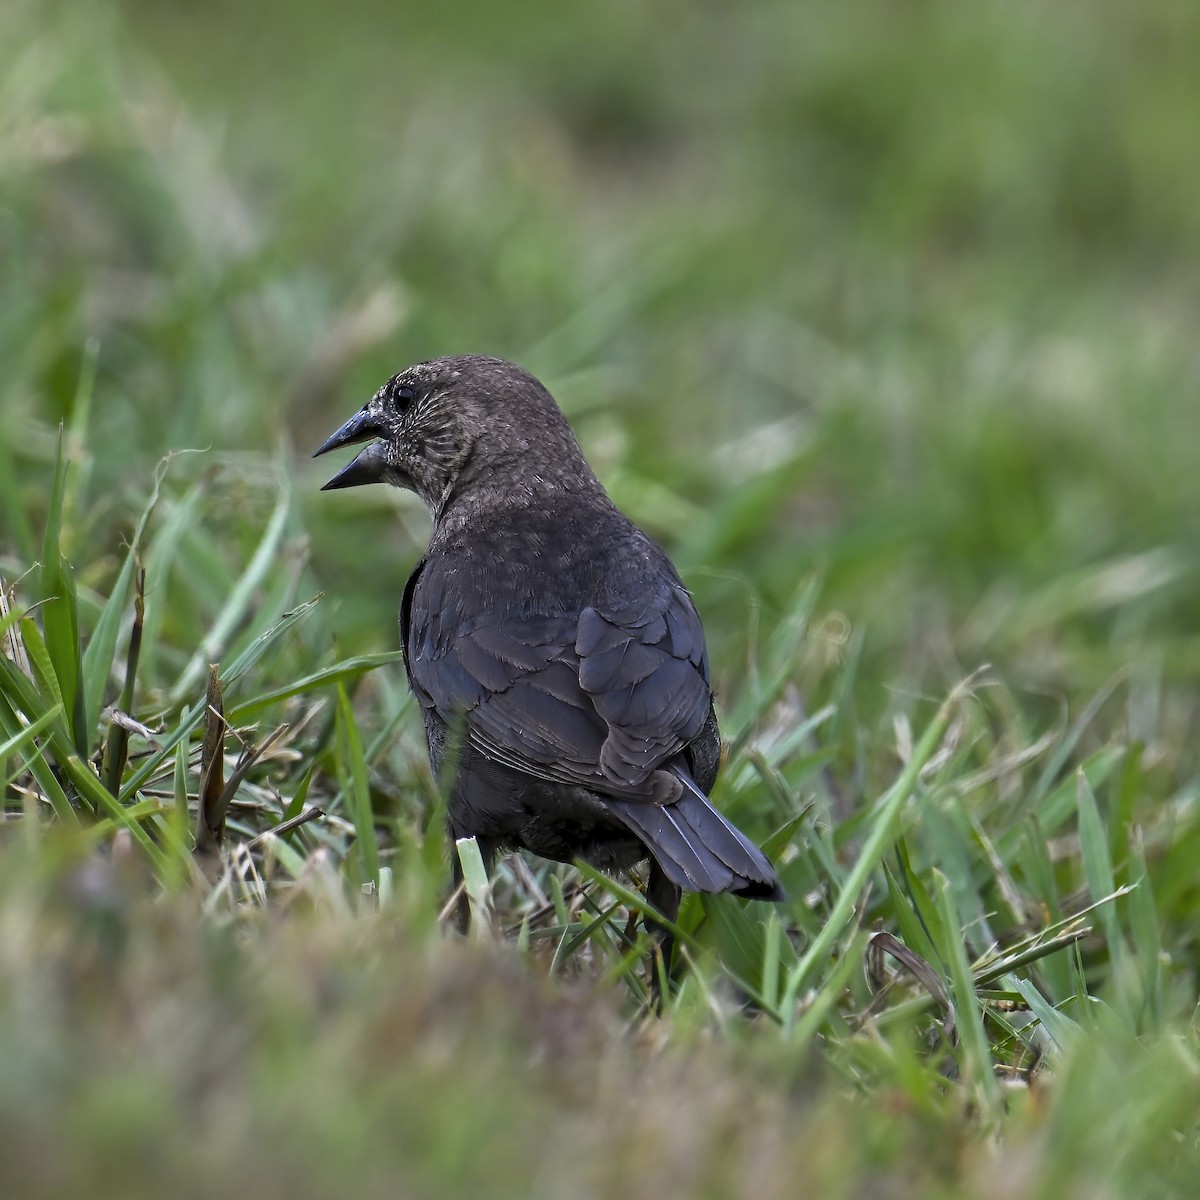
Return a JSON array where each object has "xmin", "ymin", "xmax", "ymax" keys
[{"xmin": 3, "ymin": 0, "xmax": 1200, "ymax": 1195}]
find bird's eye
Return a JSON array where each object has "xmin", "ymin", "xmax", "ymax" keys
[{"xmin": 393, "ymin": 385, "xmax": 415, "ymax": 413}]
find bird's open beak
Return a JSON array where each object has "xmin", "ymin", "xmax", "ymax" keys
[
  {"xmin": 318, "ymin": 441, "xmax": 390, "ymax": 491},
  {"xmin": 313, "ymin": 407, "xmax": 389, "ymax": 490}
]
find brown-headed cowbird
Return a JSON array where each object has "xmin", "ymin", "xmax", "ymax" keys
[{"xmin": 314, "ymin": 356, "xmax": 783, "ymax": 928}]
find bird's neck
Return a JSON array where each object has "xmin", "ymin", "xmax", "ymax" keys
[{"xmin": 431, "ymin": 456, "xmax": 611, "ymax": 539}]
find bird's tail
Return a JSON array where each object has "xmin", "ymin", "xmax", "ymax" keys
[{"xmin": 607, "ymin": 769, "xmax": 785, "ymax": 902}]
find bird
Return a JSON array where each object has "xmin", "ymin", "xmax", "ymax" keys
[{"xmin": 314, "ymin": 355, "xmax": 784, "ymax": 938}]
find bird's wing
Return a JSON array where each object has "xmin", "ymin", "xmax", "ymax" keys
[
  {"xmin": 574, "ymin": 591, "xmax": 710, "ymax": 789},
  {"xmin": 403, "ymin": 557, "xmax": 712, "ymax": 799}
]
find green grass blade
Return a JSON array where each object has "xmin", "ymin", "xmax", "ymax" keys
[
  {"xmin": 780, "ymin": 670, "xmax": 982, "ymax": 1021},
  {"xmin": 138, "ymin": 482, "xmax": 204, "ymax": 682},
  {"xmin": 168, "ymin": 472, "xmax": 292, "ymax": 705},
  {"xmin": 0, "ymin": 693, "xmax": 77, "ymax": 823},
  {"xmin": 81, "ymin": 459, "xmax": 168, "ymax": 734},
  {"xmin": 936, "ymin": 870, "xmax": 1000, "ymax": 1109},
  {"xmin": 1007, "ymin": 974, "xmax": 1082, "ymax": 1054},
  {"xmin": 1076, "ymin": 767, "xmax": 1130, "ymax": 1019},
  {"xmin": 790, "ymin": 931, "xmax": 866, "ymax": 1051},
  {"xmin": 0, "ymin": 704, "xmax": 64, "ymax": 768},
  {"xmin": 18, "ymin": 618, "xmax": 68, "ymax": 731},
  {"xmin": 454, "ymin": 837, "xmax": 494, "ymax": 938},
  {"xmin": 38, "ymin": 429, "xmax": 88, "ymax": 756},
  {"xmin": 1127, "ymin": 828, "xmax": 1164, "ymax": 1033},
  {"xmin": 118, "ymin": 595, "xmax": 322, "ymax": 804},
  {"xmin": 226, "ymin": 652, "xmax": 405, "ymax": 721}
]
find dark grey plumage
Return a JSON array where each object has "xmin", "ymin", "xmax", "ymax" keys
[{"xmin": 314, "ymin": 355, "xmax": 783, "ymax": 925}]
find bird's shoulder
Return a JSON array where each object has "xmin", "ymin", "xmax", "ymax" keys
[{"xmin": 420, "ymin": 496, "xmax": 681, "ymax": 618}]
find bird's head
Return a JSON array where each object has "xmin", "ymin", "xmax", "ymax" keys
[{"xmin": 314, "ymin": 355, "xmax": 597, "ymax": 520}]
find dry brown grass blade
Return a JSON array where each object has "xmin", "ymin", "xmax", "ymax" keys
[
  {"xmin": 195, "ymin": 664, "xmax": 227, "ymax": 868},
  {"xmin": 860, "ymin": 930, "xmax": 957, "ymax": 1048},
  {"xmin": 246, "ymin": 804, "xmax": 325, "ymax": 847},
  {"xmin": 214, "ymin": 723, "xmax": 290, "ymax": 820},
  {"xmin": 101, "ymin": 566, "xmax": 145, "ymax": 796}
]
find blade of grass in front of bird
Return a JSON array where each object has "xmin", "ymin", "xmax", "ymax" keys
[
  {"xmin": 454, "ymin": 836, "xmax": 493, "ymax": 938},
  {"xmin": 570, "ymin": 860, "xmax": 690, "ymax": 948},
  {"xmin": 600, "ymin": 937, "xmax": 655, "ymax": 997}
]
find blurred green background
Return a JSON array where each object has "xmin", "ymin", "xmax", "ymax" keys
[{"xmin": 3, "ymin": 2, "xmax": 1200, "ymax": 1196}]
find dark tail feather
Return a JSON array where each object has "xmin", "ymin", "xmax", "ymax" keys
[
  {"xmin": 608, "ymin": 800, "xmax": 737, "ymax": 893},
  {"xmin": 607, "ymin": 770, "xmax": 785, "ymax": 902}
]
